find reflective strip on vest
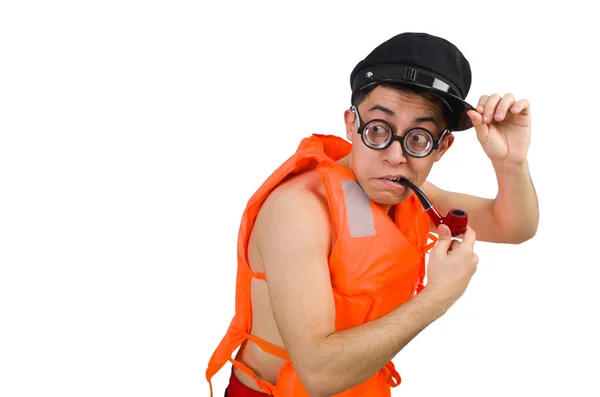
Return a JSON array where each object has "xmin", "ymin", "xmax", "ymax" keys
[{"xmin": 341, "ymin": 180, "xmax": 375, "ymax": 238}]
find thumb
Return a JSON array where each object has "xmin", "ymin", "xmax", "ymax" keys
[
  {"xmin": 467, "ymin": 109, "xmax": 484, "ymax": 127},
  {"xmin": 468, "ymin": 110, "xmax": 491, "ymax": 142},
  {"xmin": 433, "ymin": 224, "xmax": 452, "ymax": 253}
]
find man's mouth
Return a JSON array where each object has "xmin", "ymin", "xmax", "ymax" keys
[{"xmin": 383, "ymin": 177, "xmax": 408, "ymax": 185}]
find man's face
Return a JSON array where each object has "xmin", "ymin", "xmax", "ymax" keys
[{"xmin": 343, "ymin": 85, "xmax": 454, "ymax": 210}]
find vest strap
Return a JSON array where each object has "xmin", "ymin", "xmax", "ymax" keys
[
  {"xmin": 415, "ymin": 232, "xmax": 439, "ymax": 293},
  {"xmin": 229, "ymin": 358, "xmax": 277, "ymax": 395},
  {"xmin": 206, "ymin": 329, "xmax": 285, "ymax": 396},
  {"xmin": 423, "ymin": 232, "xmax": 438, "ymax": 252},
  {"xmin": 383, "ymin": 361, "xmax": 402, "ymax": 387},
  {"xmin": 246, "ymin": 333, "xmax": 290, "ymax": 361},
  {"xmin": 240, "ymin": 265, "xmax": 266, "ymax": 280},
  {"xmin": 253, "ymin": 271, "xmax": 266, "ymax": 280}
]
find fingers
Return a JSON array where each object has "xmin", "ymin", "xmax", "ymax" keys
[
  {"xmin": 474, "ymin": 94, "xmax": 529, "ymax": 123},
  {"xmin": 459, "ymin": 225, "xmax": 477, "ymax": 249},
  {"xmin": 445, "ymin": 225, "xmax": 476, "ymax": 253},
  {"xmin": 476, "ymin": 95, "xmax": 489, "ymax": 111},
  {"xmin": 449, "ymin": 239, "xmax": 461, "ymax": 252},
  {"xmin": 478, "ymin": 94, "xmax": 502, "ymax": 123},
  {"xmin": 434, "ymin": 224, "xmax": 477, "ymax": 256},
  {"xmin": 433, "ymin": 224, "xmax": 452, "ymax": 253},
  {"xmin": 510, "ymin": 98, "xmax": 531, "ymax": 115},
  {"xmin": 466, "ymin": 109, "xmax": 483, "ymax": 126},
  {"xmin": 494, "ymin": 93, "xmax": 516, "ymax": 121}
]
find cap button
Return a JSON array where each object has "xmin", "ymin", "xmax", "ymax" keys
[{"xmin": 366, "ymin": 71, "xmax": 373, "ymax": 78}]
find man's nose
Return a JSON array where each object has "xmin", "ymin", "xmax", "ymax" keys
[{"xmin": 383, "ymin": 139, "xmax": 407, "ymax": 165}]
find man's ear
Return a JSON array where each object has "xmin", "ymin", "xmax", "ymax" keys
[
  {"xmin": 344, "ymin": 107, "xmax": 358, "ymax": 141},
  {"xmin": 435, "ymin": 133, "xmax": 454, "ymax": 161}
]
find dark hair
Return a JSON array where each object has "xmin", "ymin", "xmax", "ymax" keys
[{"xmin": 351, "ymin": 83, "xmax": 454, "ymax": 130}]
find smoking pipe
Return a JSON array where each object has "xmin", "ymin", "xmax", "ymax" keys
[{"xmin": 398, "ymin": 178, "xmax": 468, "ymax": 237}]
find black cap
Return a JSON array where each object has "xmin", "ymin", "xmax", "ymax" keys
[{"xmin": 350, "ymin": 32, "xmax": 474, "ymax": 131}]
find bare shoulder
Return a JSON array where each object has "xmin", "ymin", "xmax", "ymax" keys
[
  {"xmin": 252, "ymin": 169, "xmax": 333, "ymax": 255},
  {"xmin": 422, "ymin": 179, "xmax": 481, "ymax": 210},
  {"xmin": 422, "ymin": 180, "xmax": 443, "ymax": 199}
]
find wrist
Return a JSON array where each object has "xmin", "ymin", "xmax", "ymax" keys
[
  {"xmin": 491, "ymin": 159, "xmax": 532, "ymax": 184},
  {"xmin": 414, "ymin": 286, "xmax": 456, "ymax": 319},
  {"xmin": 491, "ymin": 158, "xmax": 529, "ymax": 173}
]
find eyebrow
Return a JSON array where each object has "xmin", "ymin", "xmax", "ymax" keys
[{"xmin": 366, "ymin": 104, "xmax": 440, "ymax": 128}]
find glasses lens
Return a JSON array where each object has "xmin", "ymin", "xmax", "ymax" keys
[
  {"xmin": 363, "ymin": 121, "xmax": 392, "ymax": 149},
  {"xmin": 404, "ymin": 129, "xmax": 433, "ymax": 157}
]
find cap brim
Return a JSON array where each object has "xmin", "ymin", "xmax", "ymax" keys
[
  {"xmin": 355, "ymin": 80, "xmax": 475, "ymax": 131},
  {"xmin": 351, "ymin": 64, "xmax": 475, "ymax": 131},
  {"xmin": 431, "ymin": 90, "xmax": 475, "ymax": 131}
]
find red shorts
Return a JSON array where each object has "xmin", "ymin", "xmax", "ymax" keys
[{"xmin": 224, "ymin": 369, "xmax": 269, "ymax": 397}]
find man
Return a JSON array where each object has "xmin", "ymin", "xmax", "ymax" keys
[{"xmin": 206, "ymin": 32, "xmax": 539, "ymax": 397}]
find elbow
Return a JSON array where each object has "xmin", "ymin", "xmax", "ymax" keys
[
  {"xmin": 293, "ymin": 351, "xmax": 342, "ymax": 397},
  {"xmin": 290, "ymin": 337, "xmax": 358, "ymax": 396},
  {"xmin": 519, "ymin": 226, "xmax": 538, "ymax": 244},
  {"xmin": 516, "ymin": 217, "xmax": 539, "ymax": 244},
  {"xmin": 492, "ymin": 203, "xmax": 539, "ymax": 244},
  {"xmin": 302, "ymin": 381, "xmax": 328, "ymax": 397},
  {"xmin": 505, "ymin": 223, "xmax": 538, "ymax": 244},
  {"xmin": 493, "ymin": 212, "xmax": 539, "ymax": 244},
  {"xmin": 303, "ymin": 371, "xmax": 343, "ymax": 397},
  {"xmin": 295, "ymin": 364, "xmax": 332, "ymax": 397}
]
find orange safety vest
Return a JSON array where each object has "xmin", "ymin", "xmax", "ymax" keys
[{"xmin": 206, "ymin": 134, "xmax": 437, "ymax": 396}]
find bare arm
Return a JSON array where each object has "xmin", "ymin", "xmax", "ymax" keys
[
  {"xmin": 424, "ymin": 159, "xmax": 538, "ymax": 244},
  {"xmin": 255, "ymin": 183, "xmax": 477, "ymax": 397},
  {"xmin": 429, "ymin": 93, "xmax": 539, "ymax": 244}
]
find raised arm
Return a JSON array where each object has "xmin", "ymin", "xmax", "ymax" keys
[
  {"xmin": 424, "ymin": 168, "xmax": 538, "ymax": 244},
  {"xmin": 254, "ymin": 180, "xmax": 479, "ymax": 397},
  {"xmin": 426, "ymin": 93, "xmax": 539, "ymax": 244}
]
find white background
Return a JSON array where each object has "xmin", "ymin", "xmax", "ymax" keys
[{"xmin": 1, "ymin": 1, "xmax": 598, "ymax": 396}]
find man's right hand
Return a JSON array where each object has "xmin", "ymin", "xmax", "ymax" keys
[{"xmin": 424, "ymin": 224, "xmax": 479, "ymax": 308}]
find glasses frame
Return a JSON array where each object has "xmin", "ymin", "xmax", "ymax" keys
[{"xmin": 351, "ymin": 106, "xmax": 452, "ymax": 158}]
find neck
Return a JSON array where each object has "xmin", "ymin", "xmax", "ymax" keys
[
  {"xmin": 384, "ymin": 204, "xmax": 395, "ymax": 218},
  {"xmin": 337, "ymin": 154, "xmax": 395, "ymax": 216},
  {"xmin": 336, "ymin": 154, "xmax": 351, "ymax": 169}
]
